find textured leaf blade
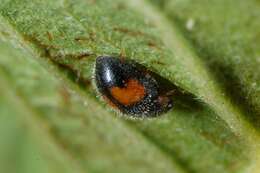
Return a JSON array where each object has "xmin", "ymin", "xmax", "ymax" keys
[{"xmin": 0, "ymin": 0, "xmax": 259, "ymax": 173}]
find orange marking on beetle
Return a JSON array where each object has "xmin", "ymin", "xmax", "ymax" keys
[{"xmin": 110, "ymin": 79, "xmax": 146, "ymax": 106}]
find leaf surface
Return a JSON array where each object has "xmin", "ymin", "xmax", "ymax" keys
[{"xmin": 0, "ymin": 0, "xmax": 259, "ymax": 173}]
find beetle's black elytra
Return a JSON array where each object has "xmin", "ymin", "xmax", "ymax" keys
[{"xmin": 95, "ymin": 56, "xmax": 174, "ymax": 117}]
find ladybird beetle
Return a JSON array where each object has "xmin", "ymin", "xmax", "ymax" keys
[{"xmin": 95, "ymin": 56, "xmax": 174, "ymax": 117}]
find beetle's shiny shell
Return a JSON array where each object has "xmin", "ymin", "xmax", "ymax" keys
[{"xmin": 95, "ymin": 56, "xmax": 173, "ymax": 117}]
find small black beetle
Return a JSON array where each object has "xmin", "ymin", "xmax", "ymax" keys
[{"xmin": 95, "ymin": 56, "xmax": 174, "ymax": 117}]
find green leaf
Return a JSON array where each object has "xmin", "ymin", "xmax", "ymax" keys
[{"xmin": 0, "ymin": 0, "xmax": 259, "ymax": 173}]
